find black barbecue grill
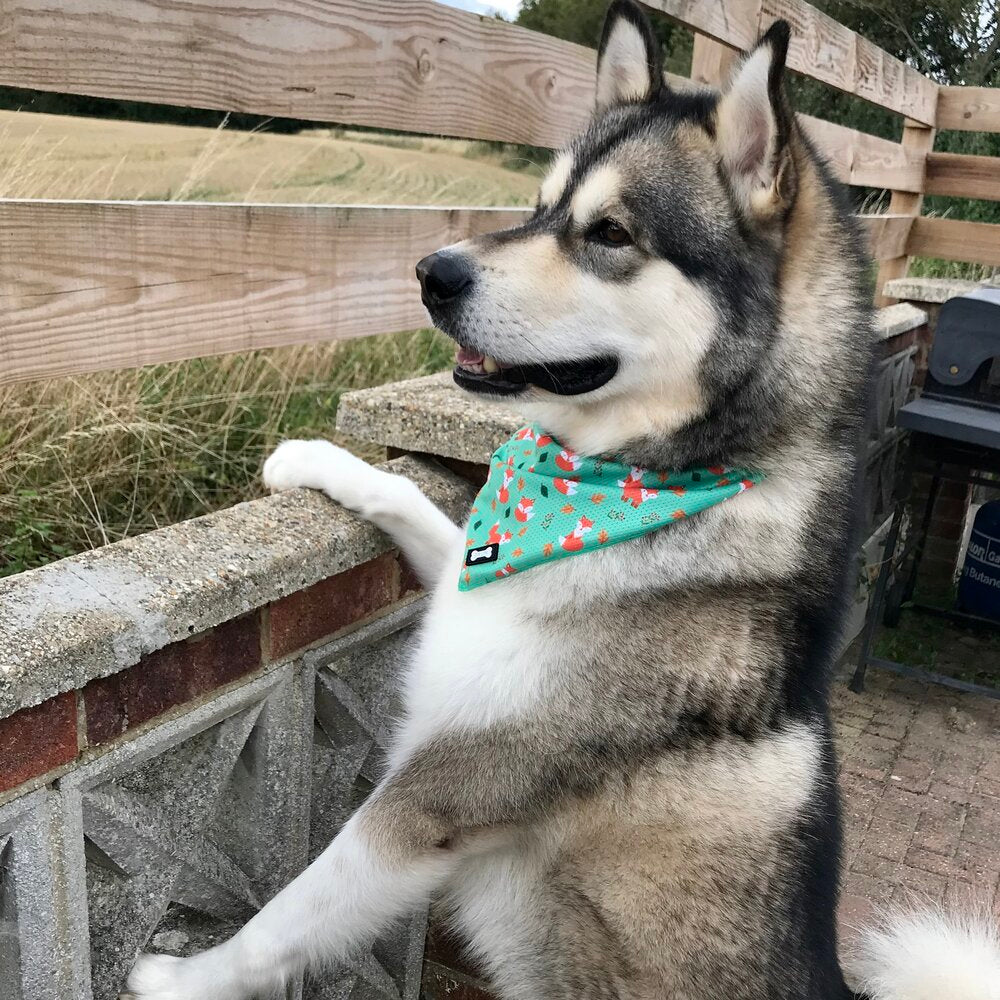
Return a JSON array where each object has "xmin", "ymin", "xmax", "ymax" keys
[{"xmin": 852, "ymin": 288, "xmax": 1000, "ymax": 698}]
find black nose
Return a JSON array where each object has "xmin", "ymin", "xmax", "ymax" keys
[{"xmin": 416, "ymin": 252, "xmax": 473, "ymax": 307}]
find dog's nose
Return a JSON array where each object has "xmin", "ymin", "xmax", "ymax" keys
[{"xmin": 416, "ymin": 252, "xmax": 474, "ymax": 307}]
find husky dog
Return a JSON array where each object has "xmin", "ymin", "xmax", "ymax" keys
[{"xmin": 127, "ymin": 3, "xmax": 1000, "ymax": 999}]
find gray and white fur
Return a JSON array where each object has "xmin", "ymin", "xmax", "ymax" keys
[{"xmin": 126, "ymin": 3, "xmax": 1000, "ymax": 999}]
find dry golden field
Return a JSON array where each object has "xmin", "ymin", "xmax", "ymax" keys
[
  {"xmin": 0, "ymin": 110, "xmax": 542, "ymax": 203},
  {"xmin": 0, "ymin": 111, "xmax": 545, "ymax": 575}
]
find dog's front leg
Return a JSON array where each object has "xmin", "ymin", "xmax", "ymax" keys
[
  {"xmin": 263, "ymin": 440, "xmax": 461, "ymax": 588},
  {"xmin": 124, "ymin": 790, "xmax": 460, "ymax": 1000},
  {"xmin": 125, "ymin": 719, "xmax": 585, "ymax": 1000}
]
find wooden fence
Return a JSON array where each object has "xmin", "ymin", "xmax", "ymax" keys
[{"xmin": 0, "ymin": 0, "xmax": 998, "ymax": 387}]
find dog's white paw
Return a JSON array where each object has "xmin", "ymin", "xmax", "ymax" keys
[
  {"xmin": 263, "ymin": 439, "xmax": 374, "ymax": 506},
  {"xmin": 123, "ymin": 953, "xmax": 198, "ymax": 1000},
  {"xmin": 124, "ymin": 950, "xmax": 246, "ymax": 1000}
]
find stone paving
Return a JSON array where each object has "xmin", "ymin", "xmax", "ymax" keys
[{"xmin": 833, "ymin": 662, "xmax": 1000, "ymax": 956}]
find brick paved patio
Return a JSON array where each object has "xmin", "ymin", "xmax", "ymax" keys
[
  {"xmin": 833, "ymin": 664, "xmax": 1000, "ymax": 954},
  {"xmin": 423, "ymin": 665, "xmax": 1000, "ymax": 998}
]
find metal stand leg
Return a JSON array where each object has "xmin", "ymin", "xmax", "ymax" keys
[
  {"xmin": 851, "ymin": 502, "xmax": 905, "ymax": 693},
  {"xmin": 901, "ymin": 465, "xmax": 942, "ymax": 605}
]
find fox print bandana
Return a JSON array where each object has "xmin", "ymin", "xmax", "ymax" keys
[{"xmin": 459, "ymin": 424, "xmax": 765, "ymax": 590}]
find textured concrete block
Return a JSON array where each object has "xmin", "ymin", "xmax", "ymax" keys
[
  {"xmin": 59, "ymin": 667, "xmax": 310, "ymax": 1000},
  {"xmin": 304, "ymin": 601, "xmax": 427, "ymax": 999},
  {"xmin": 0, "ymin": 693, "xmax": 78, "ymax": 794},
  {"xmin": 269, "ymin": 554, "xmax": 400, "ymax": 660},
  {"xmin": 337, "ymin": 372, "xmax": 524, "ymax": 466},
  {"xmin": 83, "ymin": 613, "xmax": 262, "ymax": 746},
  {"xmin": 0, "ymin": 788, "xmax": 88, "ymax": 1000}
]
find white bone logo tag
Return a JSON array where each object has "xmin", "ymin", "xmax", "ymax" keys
[{"xmin": 465, "ymin": 543, "xmax": 499, "ymax": 566}]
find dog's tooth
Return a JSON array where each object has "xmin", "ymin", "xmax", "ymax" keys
[{"xmin": 483, "ymin": 356, "xmax": 499, "ymax": 373}]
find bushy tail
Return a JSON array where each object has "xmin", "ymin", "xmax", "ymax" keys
[{"xmin": 848, "ymin": 908, "xmax": 1000, "ymax": 1000}]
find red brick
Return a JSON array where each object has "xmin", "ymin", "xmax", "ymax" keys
[
  {"xmin": 837, "ymin": 892, "xmax": 877, "ymax": 937},
  {"xmin": 911, "ymin": 826, "xmax": 960, "ymax": 857},
  {"xmin": 0, "ymin": 692, "xmax": 77, "ymax": 793},
  {"xmin": 872, "ymin": 789, "xmax": 923, "ymax": 831},
  {"xmin": 887, "ymin": 757, "xmax": 933, "ymax": 794},
  {"xmin": 268, "ymin": 554, "xmax": 399, "ymax": 660},
  {"xmin": 928, "ymin": 780, "xmax": 975, "ymax": 806},
  {"xmin": 894, "ymin": 864, "xmax": 947, "ymax": 901},
  {"xmin": 842, "ymin": 872, "xmax": 895, "ymax": 905},
  {"xmin": 851, "ymin": 853, "xmax": 899, "ymax": 881},
  {"xmin": 84, "ymin": 613, "xmax": 261, "ymax": 745},
  {"xmin": 974, "ymin": 775, "xmax": 1000, "ymax": 801},
  {"xmin": 397, "ymin": 554, "xmax": 423, "ymax": 597},
  {"xmin": 860, "ymin": 821, "xmax": 913, "ymax": 863}
]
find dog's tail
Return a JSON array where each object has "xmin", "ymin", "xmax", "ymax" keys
[{"xmin": 849, "ymin": 907, "xmax": 1000, "ymax": 1000}]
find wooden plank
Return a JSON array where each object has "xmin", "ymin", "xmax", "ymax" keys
[
  {"xmin": 906, "ymin": 216, "xmax": 1000, "ymax": 267},
  {"xmin": 860, "ymin": 214, "xmax": 915, "ymax": 261},
  {"xmin": 0, "ymin": 200, "xmax": 528, "ymax": 386},
  {"xmin": 799, "ymin": 115, "xmax": 923, "ymax": 192},
  {"xmin": 936, "ymin": 86, "xmax": 1000, "ymax": 133},
  {"xmin": 0, "ymin": 0, "xmax": 597, "ymax": 148},
  {"xmin": 690, "ymin": 34, "xmax": 739, "ymax": 87},
  {"xmin": 925, "ymin": 150, "xmax": 1000, "ymax": 201},
  {"xmin": 642, "ymin": 0, "xmax": 937, "ymax": 125},
  {"xmin": 874, "ymin": 121, "xmax": 935, "ymax": 305},
  {"xmin": 0, "ymin": 198, "xmax": 919, "ymax": 386}
]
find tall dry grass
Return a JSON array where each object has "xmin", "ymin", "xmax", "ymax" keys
[
  {"xmin": 0, "ymin": 113, "xmax": 538, "ymax": 576},
  {"xmin": 0, "ymin": 332, "xmax": 454, "ymax": 575}
]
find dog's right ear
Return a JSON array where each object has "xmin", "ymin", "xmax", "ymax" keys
[{"xmin": 596, "ymin": 0, "xmax": 664, "ymax": 109}]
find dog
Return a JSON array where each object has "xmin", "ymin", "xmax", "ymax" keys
[{"xmin": 126, "ymin": 3, "xmax": 1000, "ymax": 998}]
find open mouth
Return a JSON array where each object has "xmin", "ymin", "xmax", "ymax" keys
[{"xmin": 453, "ymin": 347, "xmax": 619, "ymax": 397}]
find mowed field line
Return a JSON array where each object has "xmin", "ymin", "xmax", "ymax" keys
[{"xmin": 0, "ymin": 110, "xmax": 544, "ymax": 204}]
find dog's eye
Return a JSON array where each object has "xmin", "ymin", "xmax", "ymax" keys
[{"xmin": 590, "ymin": 218, "xmax": 633, "ymax": 248}]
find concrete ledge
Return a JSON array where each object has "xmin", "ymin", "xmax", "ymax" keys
[
  {"xmin": 883, "ymin": 276, "xmax": 992, "ymax": 304},
  {"xmin": 0, "ymin": 456, "xmax": 473, "ymax": 720},
  {"xmin": 875, "ymin": 302, "xmax": 927, "ymax": 341},
  {"xmin": 337, "ymin": 372, "xmax": 524, "ymax": 466}
]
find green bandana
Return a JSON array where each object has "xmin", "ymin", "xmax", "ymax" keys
[{"xmin": 459, "ymin": 424, "xmax": 765, "ymax": 590}]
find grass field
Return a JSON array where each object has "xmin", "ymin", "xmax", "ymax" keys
[
  {"xmin": 0, "ymin": 111, "xmax": 545, "ymax": 576},
  {"xmin": 0, "ymin": 110, "xmax": 543, "ymax": 204}
]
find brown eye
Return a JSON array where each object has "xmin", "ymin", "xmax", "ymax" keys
[{"xmin": 591, "ymin": 218, "xmax": 633, "ymax": 248}]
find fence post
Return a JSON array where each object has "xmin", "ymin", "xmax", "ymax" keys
[
  {"xmin": 690, "ymin": 34, "xmax": 739, "ymax": 87},
  {"xmin": 874, "ymin": 119, "xmax": 936, "ymax": 306}
]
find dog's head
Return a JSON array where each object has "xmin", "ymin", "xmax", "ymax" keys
[{"xmin": 417, "ymin": 0, "xmax": 801, "ymax": 461}]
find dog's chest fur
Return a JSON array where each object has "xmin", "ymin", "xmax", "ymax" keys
[{"xmin": 387, "ymin": 477, "xmax": 841, "ymax": 998}]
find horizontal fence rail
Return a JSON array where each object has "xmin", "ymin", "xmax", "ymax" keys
[
  {"xmin": 642, "ymin": 0, "xmax": 937, "ymax": 125},
  {"xmin": 924, "ymin": 151, "xmax": 1000, "ymax": 202},
  {"xmin": 0, "ymin": 200, "xmax": 915, "ymax": 386},
  {"xmin": 936, "ymin": 86, "xmax": 1000, "ymax": 133},
  {"xmin": 906, "ymin": 216, "xmax": 1000, "ymax": 268},
  {"xmin": 0, "ymin": 201, "xmax": 525, "ymax": 385},
  {"xmin": 0, "ymin": 0, "xmax": 596, "ymax": 148}
]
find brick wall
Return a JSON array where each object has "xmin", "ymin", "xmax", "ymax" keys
[
  {"xmin": 0, "ymin": 550, "xmax": 419, "ymax": 798},
  {"xmin": 0, "ymin": 454, "xmax": 476, "ymax": 1000}
]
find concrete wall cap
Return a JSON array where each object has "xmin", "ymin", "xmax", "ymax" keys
[
  {"xmin": 875, "ymin": 302, "xmax": 928, "ymax": 341},
  {"xmin": 883, "ymin": 276, "xmax": 999, "ymax": 305},
  {"xmin": 337, "ymin": 372, "xmax": 525, "ymax": 466},
  {"xmin": 0, "ymin": 456, "xmax": 472, "ymax": 721}
]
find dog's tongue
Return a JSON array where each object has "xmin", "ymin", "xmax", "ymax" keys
[{"xmin": 456, "ymin": 347, "xmax": 485, "ymax": 367}]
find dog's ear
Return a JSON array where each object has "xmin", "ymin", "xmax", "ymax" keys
[
  {"xmin": 715, "ymin": 20, "xmax": 797, "ymax": 219},
  {"xmin": 596, "ymin": 0, "xmax": 664, "ymax": 109}
]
